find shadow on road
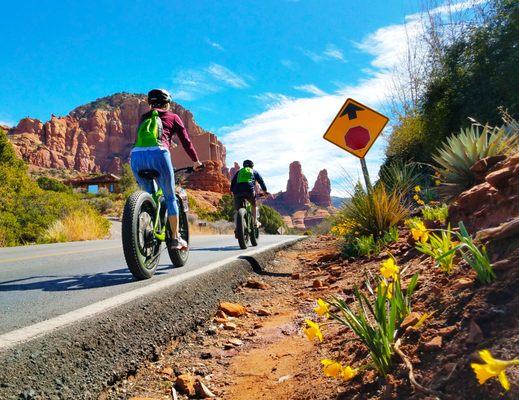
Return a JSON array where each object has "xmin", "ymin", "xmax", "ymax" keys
[
  {"xmin": 192, "ymin": 246, "xmax": 240, "ymax": 252},
  {"xmin": 0, "ymin": 264, "xmax": 175, "ymax": 292},
  {"xmin": 239, "ymin": 255, "xmax": 292, "ymax": 277}
]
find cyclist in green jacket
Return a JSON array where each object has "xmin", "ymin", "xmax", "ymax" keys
[{"xmin": 230, "ymin": 160, "xmax": 269, "ymax": 228}]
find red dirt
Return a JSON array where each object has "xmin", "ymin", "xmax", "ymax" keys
[{"xmin": 101, "ymin": 234, "xmax": 518, "ymax": 399}]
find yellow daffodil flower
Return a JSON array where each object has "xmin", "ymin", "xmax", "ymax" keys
[
  {"xmin": 435, "ymin": 179, "xmax": 441, "ymax": 186},
  {"xmin": 417, "ymin": 199, "xmax": 425, "ymax": 206},
  {"xmin": 471, "ymin": 350, "xmax": 519, "ymax": 391},
  {"xmin": 411, "ymin": 221, "xmax": 429, "ymax": 243},
  {"xmin": 413, "ymin": 194, "xmax": 420, "ymax": 201},
  {"xmin": 314, "ymin": 298, "xmax": 329, "ymax": 318},
  {"xmin": 379, "ymin": 279, "xmax": 393, "ymax": 299},
  {"xmin": 380, "ymin": 258, "xmax": 399, "ymax": 279},
  {"xmin": 321, "ymin": 359, "xmax": 343, "ymax": 378},
  {"xmin": 304, "ymin": 319, "xmax": 323, "ymax": 342},
  {"xmin": 340, "ymin": 365, "xmax": 358, "ymax": 381},
  {"xmin": 414, "ymin": 185, "xmax": 421, "ymax": 192}
]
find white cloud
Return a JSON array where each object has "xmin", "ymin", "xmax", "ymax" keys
[
  {"xmin": 323, "ymin": 44, "xmax": 345, "ymax": 62},
  {"xmin": 172, "ymin": 63, "xmax": 249, "ymax": 101},
  {"xmin": 207, "ymin": 63, "xmax": 249, "ymax": 89},
  {"xmin": 294, "ymin": 84, "xmax": 327, "ymax": 97},
  {"xmin": 301, "ymin": 43, "xmax": 346, "ymax": 63},
  {"xmin": 221, "ymin": 1, "xmax": 482, "ymax": 195},
  {"xmin": 281, "ymin": 59, "xmax": 296, "ymax": 70},
  {"xmin": 206, "ymin": 39, "xmax": 224, "ymax": 51}
]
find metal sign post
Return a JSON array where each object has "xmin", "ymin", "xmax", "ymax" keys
[{"xmin": 359, "ymin": 157, "xmax": 373, "ymax": 193}]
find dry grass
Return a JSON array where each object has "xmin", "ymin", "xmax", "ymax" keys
[
  {"xmin": 43, "ymin": 209, "xmax": 110, "ymax": 243},
  {"xmin": 189, "ymin": 220, "xmax": 234, "ymax": 235},
  {"xmin": 0, "ymin": 228, "xmax": 6, "ymax": 247}
]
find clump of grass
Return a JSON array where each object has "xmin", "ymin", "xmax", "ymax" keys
[
  {"xmin": 421, "ymin": 204, "xmax": 449, "ymax": 223},
  {"xmin": 341, "ymin": 226, "xmax": 399, "ymax": 258},
  {"xmin": 42, "ymin": 209, "xmax": 110, "ymax": 243},
  {"xmin": 337, "ymin": 184, "xmax": 409, "ymax": 240}
]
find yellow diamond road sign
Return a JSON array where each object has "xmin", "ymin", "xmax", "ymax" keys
[{"xmin": 323, "ymin": 98, "xmax": 389, "ymax": 158}]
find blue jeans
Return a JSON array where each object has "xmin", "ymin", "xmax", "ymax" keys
[{"xmin": 130, "ymin": 147, "xmax": 179, "ymax": 216}]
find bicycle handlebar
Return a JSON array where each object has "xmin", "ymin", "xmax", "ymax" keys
[{"xmin": 174, "ymin": 164, "xmax": 205, "ymax": 174}]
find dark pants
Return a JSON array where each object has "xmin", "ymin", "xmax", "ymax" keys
[{"xmin": 233, "ymin": 192, "xmax": 256, "ymax": 210}]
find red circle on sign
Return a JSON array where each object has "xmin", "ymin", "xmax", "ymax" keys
[{"xmin": 345, "ymin": 126, "xmax": 370, "ymax": 150}]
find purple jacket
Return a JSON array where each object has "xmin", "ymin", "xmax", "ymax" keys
[{"xmin": 140, "ymin": 109, "xmax": 199, "ymax": 162}]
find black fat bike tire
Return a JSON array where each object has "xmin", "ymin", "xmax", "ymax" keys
[
  {"xmin": 122, "ymin": 191, "xmax": 161, "ymax": 280},
  {"xmin": 250, "ymin": 219, "xmax": 258, "ymax": 247},
  {"xmin": 166, "ymin": 196, "xmax": 190, "ymax": 267},
  {"xmin": 236, "ymin": 208, "xmax": 248, "ymax": 249}
]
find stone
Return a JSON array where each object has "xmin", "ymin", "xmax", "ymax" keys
[
  {"xmin": 454, "ymin": 277, "xmax": 473, "ymax": 290},
  {"xmin": 228, "ymin": 338, "xmax": 243, "ymax": 346},
  {"xmin": 309, "ymin": 169, "xmax": 332, "ymax": 207},
  {"xmin": 423, "ymin": 336, "xmax": 442, "ymax": 350},
  {"xmin": 255, "ymin": 308, "xmax": 272, "ymax": 316},
  {"xmin": 175, "ymin": 374, "xmax": 196, "ymax": 396},
  {"xmin": 206, "ymin": 325, "xmax": 218, "ymax": 335},
  {"xmin": 219, "ymin": 302, "xmax": 246, "ymax": 317},
  {"xmin": 223, "ymin": 322, "xmax": 237, "ymax": 330},
  {"xmin": 400, "ymin": 312, "xmax": 421, "ymax": 329},
  {"xmin": 245, "ymin": 278, "xmax": 270, "ymax": 290},
  {"xmin": 291, "ymin": 273, "xmax": 301, "ymax": 280},
  {"xmin": 467, "ymin": 320, "xmax": 484, "ymax": 344},
  {"xmin": 194, "ymin": 380, "xmax": 216, "ymax": 398},
  {"xmin": 312, "ymin": 279, "xmax": 324, "ymax": 288},
  {"xmin": 160, "ymin": 366, "xmax": 174, "ymax": 377},
  {"xmin": 438, "ymin": 326, "xmax": 457, "ymax": 337}
]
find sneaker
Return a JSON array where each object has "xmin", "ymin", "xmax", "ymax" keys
[{"xmin": 170, "ymin": 237, "xmax": 188, "ymax": 250}]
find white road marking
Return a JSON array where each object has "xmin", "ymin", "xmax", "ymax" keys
[{"xmin": 0, "ymin": 238, "xmax": 300, "ymax": 351}]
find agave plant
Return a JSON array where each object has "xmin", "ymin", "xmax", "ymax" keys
[
  {"xmin": 433, "ymin": 123, "xmax": 517, "ymax": 200},
  {"xmin": 378, "ymin": 160, "xmax": 423, "ymax": 199}
]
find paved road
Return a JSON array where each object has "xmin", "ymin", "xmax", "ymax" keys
[{"xmin": 0, "ymin": 235, "xmax": 299, "ymax": 336}]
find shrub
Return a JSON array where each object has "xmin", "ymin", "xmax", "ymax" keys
[
  {"xmin": 421, "ymin": 204, "xmax": 449, "ymax": 223},
  {"xmin": 259, "ymin": 204, "xmax": 286, "ymax": 234},
  {"xmin": 36, "ymin": 176, "xmax": 71, "ymax": 193},
  {"xmin": 336, "ymin": 184, "xmax": 409, "ymax": 239},
  {"xmin": 0, "ymin": 129, "xmax": 108, "ymax": 246},
  {"xmin": 433, "ymin": 123, "xmax": 517, "ymax": 200},
  {"xmin": 119, "ymin": 163, "xmax": 138, "ymax": 196},
  {"xmin": 87, "ymin": 197, "xmax": 115, "ymax": 214},
  {"xmin": 379, "ymin": 160, "xmax": 423, "ymax": 201},
  {"xmin": 384, "ymin": 112, "xmax": 427, "ymax": 165},
  {"xmin": 415, "ymin": 227, "xmax": 457, "ymax": 273},
  {"xmin": 341, "ymin": 227, "xmax": 399, "ymax": 258},
  {"xmin": 42, "ymin": 208, "xmax": 110, "ymax": 243}
]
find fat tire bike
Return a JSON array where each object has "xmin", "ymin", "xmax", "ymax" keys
[
  {"xmin": 122, "ymin": 166, "xmax": 196, "ymax": 280},
  {"xmin": 235, "ymin": 193, "xmax": 267, "ymax": 250}
]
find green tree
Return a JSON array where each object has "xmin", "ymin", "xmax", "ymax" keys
[
  {"xmin": 119, "ymin": 163, "xmax": 138, "ymax": 195},
  {"xmin": 36, "ymin": 176, "xmax": 71, "ymax": 193},
  {"xmin": 259, "ymin": 205, "xmax": 286, "ymax": 234}
]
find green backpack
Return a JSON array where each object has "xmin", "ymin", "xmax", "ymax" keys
[
  {"xmin": 134, "ymin": 110, "xmax": 164, "ymax": 147},
  {"xmin": 237, "ymin": 167, "xmax": 254, "ymax": 183}
]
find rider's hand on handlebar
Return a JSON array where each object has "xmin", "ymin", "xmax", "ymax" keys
[{"xmin": 193, "ymin": 161, "xmax": 204, "ymax": 171}]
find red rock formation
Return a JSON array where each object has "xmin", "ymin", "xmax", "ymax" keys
[
  {"xmin": 310, "ymin": 169, "xmax": 332, "ymax": 207},
  {"xmin": 449, "ymin": 152, "xmax": 519, "ymax": 231},
  {"xmin": 229, "ymin": 162, "xmax": 240, "ymax": 179},
  {"xmin": 186, "ymin": 161, "xmax": 230, "ymax": 194},
  {"xmin": 285, "ymin": 161, "xmax": 310, "ymax": 208},
  {"xmin": 9, "ymin": 93, "xmax": 230, "ymax": 193}
]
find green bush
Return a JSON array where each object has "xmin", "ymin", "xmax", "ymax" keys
[
  {"xmin": 341, "ymin": 226, "xmax": 399, "ymax": 258},
  {"xmin": 421, "ymin": 204, "xmax": 449, "ymax": 223},
  {"xmin": 259, "ymin": 204, "xmax": 286, "ymax": 234},
  {"xmin": 0, "ymin": 129, "xmax": 108, "ymax": 246},
  {"xmin": 384, "ymin": 112, "xmax": 427, "ymax": 165},
  {"xmin": 119, "ymin": 163, "xmax": 138, "ymax": 196},
  {"xmin": 36, "ymin": 176, "xmax": 71, "ymax": 193}
]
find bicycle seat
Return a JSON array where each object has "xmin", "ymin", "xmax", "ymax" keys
[{"xmin": 138, "ymin": 169, "xmax": 160, "ymax": 179}]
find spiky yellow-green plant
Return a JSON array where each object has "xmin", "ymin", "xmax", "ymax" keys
[{"xmin": 433, "ymin": 124, "xmax": 517, "ymax": 200}]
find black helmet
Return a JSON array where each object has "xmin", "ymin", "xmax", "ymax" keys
[
  {"xmin": 243, "ymin": 160, "xmax": 254, "ymax": 168},
  {"xmin": 147, "ymin": 89, "xmax": 171, "ymax": 105}
]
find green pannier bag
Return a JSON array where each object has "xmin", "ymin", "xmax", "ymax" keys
[{"xmin": 134, "ymin": 110, "xmax": 164, "ymax": 147}]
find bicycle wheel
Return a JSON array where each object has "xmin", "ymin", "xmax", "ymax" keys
[
  {"xmin": 250, "ymin": 212, "xmax": 258, "ymax": 247},
  {"xmin": 122, "ymin": 191, "xmax": 162, "ymax": 280},
  {"xmin": 236, "ymin": 208, "xmax": 248, "ymax": 249},
  {"xmin": 166, "ymin": 195, "xmax": 190, "ymax": 267}
]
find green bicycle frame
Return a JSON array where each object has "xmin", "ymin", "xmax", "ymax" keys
[{"xmin": 152, "ymin": 189, "xmax": 166, "ymax": 241}]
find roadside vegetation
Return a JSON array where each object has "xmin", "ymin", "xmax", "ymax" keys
[
  {"xmin": 0, "ymin": 129, "xmax": 109, "ymax": 246},
  {"xmin": 314, "ymin": 0, "xmax": 519, "ymax": 395}
]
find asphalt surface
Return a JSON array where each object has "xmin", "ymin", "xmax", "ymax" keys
[{"xmin": 0, "ymin": 234, "xmax": 299, "ymax": 336}]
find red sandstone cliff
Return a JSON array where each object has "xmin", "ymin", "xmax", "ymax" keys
[
  {"xmin": 309, "ymin": 169, "xmax": 332, "ymax": 207},
  {"xmin": 8, "ymin": 93, "xmax": 230, "ymax": 192}
]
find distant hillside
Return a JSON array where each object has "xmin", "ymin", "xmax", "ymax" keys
[{"xmin": 331, "ymin": 196, "xmax": 349, "ymax": 208}]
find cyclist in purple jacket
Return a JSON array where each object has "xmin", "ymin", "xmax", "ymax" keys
[{"xmin": 131, "ymin": 89, "xmax": 203, "ymax": 250}]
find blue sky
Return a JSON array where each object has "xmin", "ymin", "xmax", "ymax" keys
[{"xmin": 0, "ymin": 0, "xmax": 476, "ymax": 194}]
